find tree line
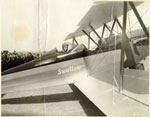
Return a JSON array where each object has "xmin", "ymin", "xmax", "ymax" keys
[{"xmin": 1, "ymin": 50, "xmax": 39, "ymax": 71}]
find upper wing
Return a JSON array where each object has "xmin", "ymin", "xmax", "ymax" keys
[{"xmin": 65, "ymin": 1, "xmax": 143, "ymax": 40}]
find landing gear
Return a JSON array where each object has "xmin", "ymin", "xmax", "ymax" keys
[{"xmin": 129, "ymin": 63, "xmax": 145, "ymax": 70}]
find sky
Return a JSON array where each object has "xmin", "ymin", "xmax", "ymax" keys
[
  {"xmin": 1, "ymin": 0, "xmax": 92, "ymax": 52},
  {"xmin": 1, "ymin": 0, "xmax": 150, "ymax": 52}
]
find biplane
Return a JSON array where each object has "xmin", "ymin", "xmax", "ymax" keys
[{"xmin": 2, "ymin": 1, "xmax": 149, "ymax": 116}]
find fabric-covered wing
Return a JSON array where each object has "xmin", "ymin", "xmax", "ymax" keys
[{"xmin": 65, "ymin": 1, "xmax": 143, "ymax": 40}]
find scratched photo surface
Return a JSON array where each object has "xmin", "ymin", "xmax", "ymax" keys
[{"xmin": 1, "ymin": 0, "xmax": 149, "ymax": 116}]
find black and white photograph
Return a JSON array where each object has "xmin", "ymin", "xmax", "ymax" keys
[{"xmin": 1, "ymin": 0, "xmax": 149, "ymax": 116}]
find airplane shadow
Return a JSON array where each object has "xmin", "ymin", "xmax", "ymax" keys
[{"xmin": 2, "ymin": 84, "xmax": 105, "ymax": 116}]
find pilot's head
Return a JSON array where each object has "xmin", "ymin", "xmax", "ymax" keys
[{"xmin": 62, "ymin": 43, "xmax": 68, "ymax": 52}]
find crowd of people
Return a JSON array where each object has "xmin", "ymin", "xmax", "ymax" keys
[{"xmin": 1, "ymin": 51, "xmax": 39, "ymax": 71}]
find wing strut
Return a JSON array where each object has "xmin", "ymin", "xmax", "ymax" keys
[
  {"xmin": 101, "ymin": 23, "xmax": 111, "ymax": 38},
  {"xmin": 109, "ymin": 17, "xmax": 116, "ymax": 37},
  {"xmin": 88, "ymin": 32, "xmax": 90, "ymax": 49},
  {"xmin": 73, "ymin": 37, "xmax": 78, "ymax": 45},
  {"xmin": 89, "ymin": 24, "xmax": 103, "ymax": 45},
  {"xmin": 120, "ymin": 2, "xmax": 127, "ymax": 91},
  {"xmin": 82, "ymin": 29, "xmax": 99, "ymax": 47},
  {"xmin": 129, "ymin": 2, "xmax": 149, "ymax": 39},
  {"xmin": 116, "ymin": 18, "xmax": 123, "ymax": 30}
]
